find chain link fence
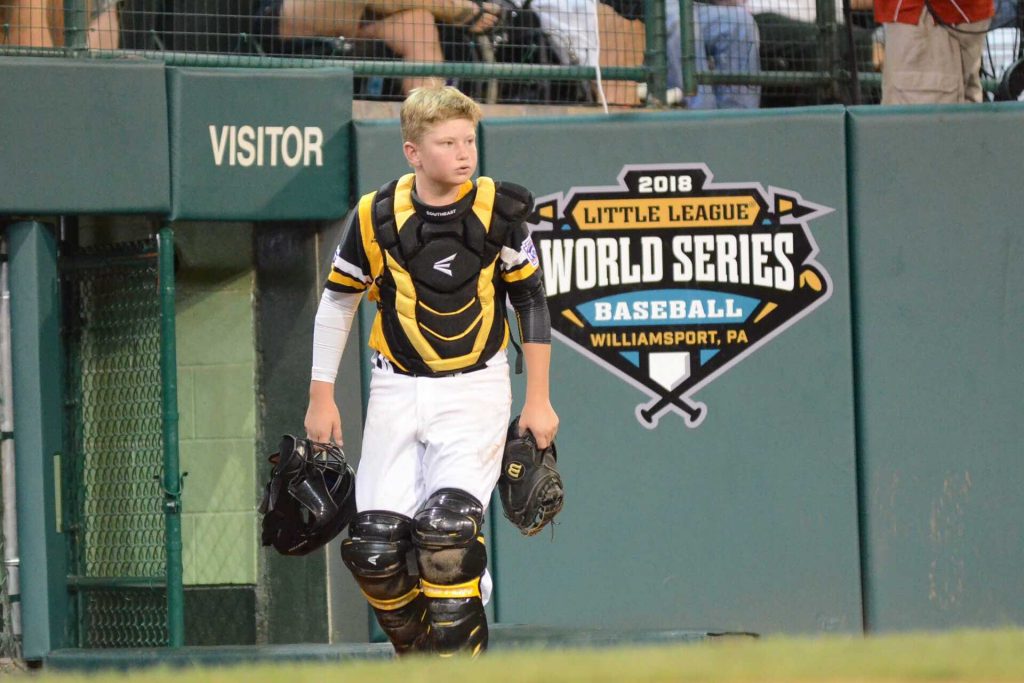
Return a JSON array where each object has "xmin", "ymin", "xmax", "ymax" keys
[
  {"xmin": 62, "ymin": 236, "xmax": 181, "ymax": 648},
  {"xmin": 0, "ymin": 495, "xmax": 17, "ymax": 665},
  {"xmin": 2, "ymin": 0, "xmax": 1021, "ymax": 105}
]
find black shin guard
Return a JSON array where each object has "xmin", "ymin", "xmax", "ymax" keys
[
  {"xmin": 421, "ymin": 591, "xmax": 488, "ymax": 657},
  {"xmin": 341, "ymin": 511, "xmax": 428, "ymax": 655},
  {"xmin": 371, "ymin": 593, "xmax": 429, "ymax": 656},
  {"xmin": 413, "ymin": 489, "xmax": 489, "ymax": 657}
]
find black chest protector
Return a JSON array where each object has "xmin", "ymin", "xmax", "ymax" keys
[{"xmin": 371, "ymin": 175, "xmax": 533, "ymax": 376}]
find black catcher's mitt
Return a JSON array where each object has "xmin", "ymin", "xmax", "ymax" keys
[{"xmin": 498, "ymin": 416, "xmax": 564, "ymax": 536}]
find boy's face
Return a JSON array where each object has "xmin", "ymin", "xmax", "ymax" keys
[{"xmin": 404, "ymin": 117, "xmax": 478, "ymax": 194}]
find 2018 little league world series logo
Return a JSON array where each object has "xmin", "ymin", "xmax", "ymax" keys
[{"xmin": 527, "ymin": 163, "xmax": 833, "ymax": 429}]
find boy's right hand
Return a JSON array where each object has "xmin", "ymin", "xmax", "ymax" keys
[{"xmin": 305, "ymin": 381, "xmax": 343, "ymax": 444}]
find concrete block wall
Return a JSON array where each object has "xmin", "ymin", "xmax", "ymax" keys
[{"xmin": 174, "ymin": 223, "xmax": 258, "ymax": 586}]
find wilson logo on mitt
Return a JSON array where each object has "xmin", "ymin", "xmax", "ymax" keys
[{"xmin": 498, "ymin": 416, "xmax": 564, "ymax": 536}]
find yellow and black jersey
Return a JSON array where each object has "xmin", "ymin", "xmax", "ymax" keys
[{"xmin": 325, "ymin": 174, "xmax": 543, "ymax": 376}]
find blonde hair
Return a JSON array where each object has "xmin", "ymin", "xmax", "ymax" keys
[{"xmin": 401, "ymin": 81, "xmax": 483, "ymax": 144}]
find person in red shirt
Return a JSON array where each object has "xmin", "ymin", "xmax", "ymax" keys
[{"xmin": 875, "ymin": 0, "xmax": 995, "ymax": 102}]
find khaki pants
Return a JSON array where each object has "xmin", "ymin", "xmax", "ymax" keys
[{"xmin": 882, "ymin": 11, "xmax": 990, "ymax": 104}]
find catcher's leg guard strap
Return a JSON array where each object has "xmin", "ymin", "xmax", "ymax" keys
[
  {"xmin": 341, "ymin": 511, "xmax": 427, "ymax": 654},
  {"xmin": 412, "ymin": 489, "xmax": 488, "ymax": 656}
]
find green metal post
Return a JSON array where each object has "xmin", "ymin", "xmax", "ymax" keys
[
  {"xmin": 157, "ymin": 226, "xmax": 184, "ymax": 648},
  {"xmin": 816, "ymin": 0, "xmax": 838, "ymax": 102},
  {"xmin": 679, "ymin": 0, "xmax": 696, "ymax": 97},
  {"xmin": 643, "ymin": 0, "xmax": 668, "ymax": 104},
  {"xmin": 62, "ymin": 0, "xmax": 87, "ymax": 50}
]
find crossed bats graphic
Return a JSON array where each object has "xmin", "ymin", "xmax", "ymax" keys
[{"xmin": 635, "ymin": 374, "xmax": 706, "ymax": 429}]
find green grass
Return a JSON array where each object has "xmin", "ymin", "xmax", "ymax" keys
[{"xmin": 28, "ymin": 629, "xmax": 1024, "ymax": 683}]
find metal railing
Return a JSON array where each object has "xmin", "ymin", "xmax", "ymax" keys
[
  {"xmin": 0, "ymin": 243, "xmax": 21, "ymax": 667},
  {"xmin": 0, "ymin": 1, "xmax": 1020, "ymax": 106},
  {"xmin": 0, "ymin": 0, "xmax": 883, "ymax": 106}
]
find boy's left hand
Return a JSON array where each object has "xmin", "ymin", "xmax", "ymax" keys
[{"xmin": 517, "ymin": 400, "xmax": 559, "ymax": 449}]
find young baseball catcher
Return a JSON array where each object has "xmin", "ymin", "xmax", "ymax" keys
[{"xmin": 304, "ymin": 82, "xmax": 559, "ymax": 657}]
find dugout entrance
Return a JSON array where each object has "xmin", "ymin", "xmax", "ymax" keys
[{"xmin": 2, "ymin": 58, "xmax": 356, "ymax": 659}]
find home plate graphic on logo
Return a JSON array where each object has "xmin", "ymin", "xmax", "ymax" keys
[{"xmin": 528, "ymin": 163, "xmax": 834, "ymax": 429}]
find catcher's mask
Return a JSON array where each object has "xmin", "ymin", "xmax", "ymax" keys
[{"xmin": 259, "ymin": 435, "xmax": 356, "ymax": 556}]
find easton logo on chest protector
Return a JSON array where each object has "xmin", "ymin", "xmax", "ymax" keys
[
  {"xmin": 529, "ymin": 163, "xmax": 833, "ymax": 428},
  {"xmin": 433, "ymin": 253, "xmax": 457, "ymax": 276}
]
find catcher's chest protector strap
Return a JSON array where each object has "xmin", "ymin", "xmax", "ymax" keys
[{"xmin": 369, "ymin": 174, "xmax": 531, "ymax": 376}]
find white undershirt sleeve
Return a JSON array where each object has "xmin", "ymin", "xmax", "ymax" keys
[{"xmin": 311, "ymin": 289, "xmax": 363, "ymax": 383}]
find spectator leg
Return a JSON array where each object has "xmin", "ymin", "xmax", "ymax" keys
[
  {"xmin": 883, "ymin": 12, "xmax": 990, "ymax": 103},
  {"xmin": 358, "ymin": 8, "xmax": 444, "ymax": 94},
  {"xmin": 0, "ymin": 0, "xmax": 55, "ymax": 46},
  {"xmin": 697, "ymin": 4, "xmax": 760, "ymax": 109},
  {"xmin": 952, "ymin": 17, "xmax": 991, "ymax": 102},
  {"xmin": 2, "ymin": 0, "xmax": 115, "ymax": 49},
  {"xmin": 665, "ymin": 0, "xmax": 716, "ymax": 108},
  {"xmin": 277, "ymin": 0, "xmax": 364, "ymax": 42},
  {"xmin": 88, "ymin": 1, "xmax": 119, "ymax": 49}
]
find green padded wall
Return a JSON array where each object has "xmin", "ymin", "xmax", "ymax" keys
[
  {"xmin": 167, "ymin": 67, "xmax": 352, "ymax": 221},
  {"xmin": 482, "ymin": 108, "xmax": 861, "ymax": 635},
  {"xmin": 8, "ymin": 222, "xmax": 68, "ymax": 658},
  {"xmin": 0, "ymin": 59, "xmax": 170, "ymax": 214},
  {"xmin": 848, "ymin": 103, "xmax": 1024, "ymax": 632},
  {"xmin": 352, "ymin": 120, "xmax": 409, "ymax": 194}
]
